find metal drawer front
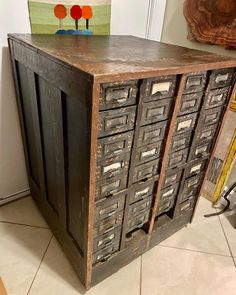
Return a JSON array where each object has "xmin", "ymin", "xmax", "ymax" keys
[
  {"xmin": 160, "ymin": 182, "xmax": 180, "ymax": 202},
  {"xmin": 163, "ymin": 169, "xmax": 183, "ymax": 188},
  {"xmin": 95, "ymin": 192, "xmax": 125, "ymax": 222},
  {"xmin": 93, "ymin": 213, "xmax": 123, "ymax": 237},
  {"xmin": 157, "ymin": 198, "xmax": 175, "ymax": 216},
  {"xmin": 137, "ymin": 121, "xmax": 167, "ymax": 147},
  {"xmin": 144, "ymin": 75, "xmax": 177, "ymax": 101},
  {"xmin": 96, "ymin": 176, "xmax": 127, "ymax": 200},
  {"xmin": 175, "ymin": 199, "xmax": 195, "ymax": 217},
  {"xmin": 200, "ymin": 106, "xmax": 223, "ymax": 126},
  {"xmin": 129, "ymin": 179, "xmax": 157, "ymax": 204},
  {"xmin": 127, "ymin": 211, "xmax": 150, "ymax": 233},
  {"xmin": 195, "ymin": 124, "xmax": 218, "ymax": 144},
  {"xmin": 171, "ymin": 132, "xmax": 192, "ymax": 152},
  {"xmin": 93, "ymin": 243, "xmax": 119, "ymax": 264},
  {"xmin": 96, "ymin": 153, "xmax": 130, "ymax": 180},
  {"xmin": 209, "ymin": 68, "xmax": 234, "ymax": 89},
  {"xmin": 174, "ymin": 113, "xmax": 198, "ymax": 135},
  {"xmin": 167, "ymin": 148, "xmax": 189, "ymax": 169},
  {"xmin": 183, "ymin": 72, "xmax": 207, "ymax": 94},
  {"xmin": 97, "ymin": 131, "xmax": 133, "ymax": 161},
  {"xmin": 134, "ymin": 141, "xmax": 163, "ymax": 165},
  {"xmin": 100, "ymin": 80, "xmax": 138, "ymax": 110},
  {"xmin": 205, "ymin": 87, "xmax": 230, "ymax": 109},
  {"xmin": 184, "ymin": 159, "xmax": 208, "ymax": 178},
  {"xmin": 93, "ymin": 227, "xmax": 122, "ymax": 252},
  {"xmin": 179, "ymin": 92, "xmax": 203, "ymax": 115},
  {"xmin": 141, "ymin": 98, "xmax": 173, "ymax": 126},
  {"xmin": 188, "ymin": 141, "xmax": 213, "ymax": 161},
  {"xmin": 132, "ymin": 158, "xmax": 160, "ymax": 183},
  {"xmin": 98, "ymin": 106, "xmax": 136, "ymax": 137},
  {"xmin": 128, "ymin": 196, "xmax": 152, "ymax": 219}
]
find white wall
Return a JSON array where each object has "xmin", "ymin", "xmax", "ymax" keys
[{"xmin": 0, "ymin": 0, "xmax": 31, "ymax": 201}]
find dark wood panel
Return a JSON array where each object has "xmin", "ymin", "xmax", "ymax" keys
[{"xmin": 37, "ymin": 76, "xmax": 66, "ymax": 226}]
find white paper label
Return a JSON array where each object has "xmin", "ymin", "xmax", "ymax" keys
[
  {"xmin": 190, "ymin": 164, "xmax": 201, "ymax": 173},
  {"xmin": 177, "ymin": 120, "xmax": 192, "ymax": 131},
  {"xmin": 141, "ymin": 148, "xmax": 156, "ymax": 158},
  {"xmin": 103, "ymin": 162, "xmax": 122, "ymax": 173},
  {"xmin": 135, "ymin": 187, "xmax": 149, "ymax": 197},
  {"xmin": 163, "ymin": 189, "xmax": 174, "ymax": 198},
  {"xmin": 216, "ymin": 73, "xmax": 229, "ymax": 83},
  {"xmin": 152, "ymin": 82, "xmax": 171, "ymax": 95}
]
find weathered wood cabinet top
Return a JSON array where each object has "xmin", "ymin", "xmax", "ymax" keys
[
  {"xmin": 8, "ymin": 34, "xmax": 236, "ymax": 290},
  {"xmin": 9, "ymin": 34, "xmax": 236, "ymax": 82}
]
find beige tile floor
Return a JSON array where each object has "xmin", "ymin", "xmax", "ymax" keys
[{"xmin": 0, "ymin": 196, "xmax": 236, "ymax": 295}]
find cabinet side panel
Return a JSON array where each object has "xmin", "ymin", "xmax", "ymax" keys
[
  {"xmin": 37, "ymin": 76, "xmax": 66, "ymax": 226},
  {"xmin": 66, "ymin": 95, "xmax": 89, "ymax": 253}
]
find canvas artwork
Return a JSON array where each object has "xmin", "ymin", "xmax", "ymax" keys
[{"xmin": 28, "ymin": 0, "xmax": 111, "ymax": 35}]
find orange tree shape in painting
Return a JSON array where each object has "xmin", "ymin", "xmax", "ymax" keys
[
  {"xmin": 54, "ymin": 4, "xmax": 67, "ymax": 30},
  {"xmin": 70, "ymin": 5, "xmax": 82, "ymax": 30},
  {"xmin": 82, "ymin": 6, "xmax": 93, "ymax": 30}
]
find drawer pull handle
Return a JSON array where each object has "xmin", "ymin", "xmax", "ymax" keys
[
  {"xmin": 136, "ymin": 221, "xmax": 144, "ymax": 228},
  {"xmin": 113, "ymin": 123, "xmax": 125, "ymax": 129},
  {"xmin": 117, "ymin": 98, "xmax": 128, "ymax": 103},
  {"xmin": 104, "ymin": 226, "xmax": 115, "ymax": 234},
  {"xmin": 112, "ymin": 148, "xmax": 123, "ymax": 155},
  {"xmin": 104, "ymin": 240, "xmax": 113, "ymax": 247},
  {"xmin": 109, "ymin": 189, "xmax": 118, "ymax": 195},
  {"xmin": 101, "ymin": 253, "xmax": 112, "ymax": 262},
  {"xmin": 142, "ymin": 173, "xmax": 152, "ymax": 179},
  {"xmin": 107, "ymin": 210, "xmax": 117, "ymax": 217}
]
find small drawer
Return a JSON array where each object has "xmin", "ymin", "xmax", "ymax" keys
[
  {"xmin": 141, "ymin": 98, "xmax": 174, "ymax": 126},
  {"xmin": 96, "ymin": 153, "xmax": 130, "ymax": 180},
  {"xmin": 93, "ymin": 227, "xmax": 121, "ymax": 252},
  {"xmin": 134, "ymin": 141, "xmax": 163, "ymax": 165},
  {"xmin": 181, "ymin": 174, "xmax": 203, "ymax": 195},
  {"xmin": 127, "ymin": 211, "xmax": 150, "ymax": 233},
  {"xmin": 178, "ymin": 92, "xmax": 203, "ymax": 115},
  {"xmin": 99, "ymin": 81, "xmax": 138, "ymax": 110},
  {"xmin": 184, "ymin": 158, "xmax": 208, "ymax": 178},
  {"xmin": 167, "ymin": 148, "xmax": 189, "ymax": 169},
  {"xmin": 129, "ymin": 179, "xmax": 157, "ymax": 204},
  {"xmin": 128, "ymin": 196, "xmax": 152, "ymax": 219},
  {"xmin": 97, "ymin": 131, "xmax": 134, "ymax": 161},
  {"xmin": 132, "ymin": 158, "xmax": 160, "ymax": 183},
  {"xmin": 200, "ymin": 106, "xmax": 223, "ymax": 127},
  {"xmin": 174, "ymin": 113, "xmax": 198, "ymax": 135},
  {"xmin": 170, "ymin": 132, "xmax": 192, "ymax": 153},
  {"xmin": 95, "ymin": 192, "xmax": 125, "ymax": 222},
  {"xmin": 157, "ymin": 198, "xmax": 175, "ymax": 216},
  {"xmin": 163, "ymin": 169, "xmax": 183, "ymax": 188},
  {"xmin": 137, "ymin": 121, "xmax": 167, "ymax": 147},
  {"xmin": 183, "ymin": 72, "xmax": 207, "ymax": 94},
  {"xmin": 209, "ymin": 68, "xmax": 234, "ymax": 89},
  {"xmin": 144, "ymin": 75, "xmax": 177, "ymax": 101},
  {"xmin": 205, "ymin": 87, "xmax": 230, "ymax": 109},
  {"xmin": 93, "ymin": 213, "xmax": 123, "ymax": 237},
  {"xmin": 96, "ymin": 176, "xmax": 127, "ymax": 200},
  {"xmin": 188, "ymin": 141, "xmax": 213, "ymax": 161},
  {"xmin": 160, "ymin": 182, "xmax": 180, "ymax": 201},
  {"xmin": 98, "ymin": 106, "xmax": 136, "ymax": 137},
  {"xmin": 195, "ymin": 124, "xmax": 218, "ymax": 144},
  {"xmin": 175, "ymin": 199, "xmax": 195, "ymax": 217},
  {"xmin": 93, "ymin": 243, "xmax": 119, "ymax": 264}
]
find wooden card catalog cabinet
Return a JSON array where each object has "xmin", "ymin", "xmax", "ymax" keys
[{"xmin": 8, "ymin": 34, "xmax": 236, "ymax": 289}]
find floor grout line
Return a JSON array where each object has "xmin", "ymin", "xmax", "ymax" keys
[
  {"xmin": 218, "ymin": 215, "xmax": 236, "ymax": 268},
  {"xmin": 157, "ymin": 244, "xmax": 232, "ymax": 258},
  {"xmin": 0, "ymin": 220, "xmax": 49, "ymax": 230},
  {"xmin": 27, "ymin": 234, "xmax": 54, "ymax": 295},
  {"xmin": 139, "ymin": 255, "xmax": 143, "ymax": 295}
]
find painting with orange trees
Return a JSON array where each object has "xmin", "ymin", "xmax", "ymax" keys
[{"xmin": 28, "ymin": 0, "xmax": 111, "ymax": 35}]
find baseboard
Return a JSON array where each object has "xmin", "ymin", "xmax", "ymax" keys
[{"xmin": 0, "ymin": 188, "xmax": 31, "ymax": 206}]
